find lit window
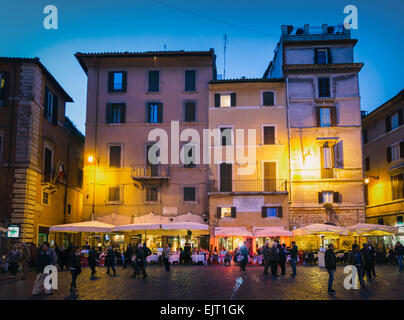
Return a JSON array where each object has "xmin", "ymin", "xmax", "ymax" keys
[
  {"xmin": 108, "ymin": 186, "xmax": 121, "ymax": 202},
  {"xmin": 322, "ymin": 192, "xmax": 333, "ymax": 204},
  {"xmin": 220, "ymin": 94, "xmax": 231, "ymax": 107},
  {"xmin": 391, "ymin": 174, "xmax": 403, "ymax": 200},
  {"xmin": 113, "ymin": 72, "xmax": 123, "ymax": 90},
  {"xmin": 323, "ymin": 147, "xmax": 333, "ymax": 169},
  {"xmin": 220, "ymin": 207, "xmax": 232, "ymax": 218},
  {"xmin": 391, "ymin": 112, "xmax": 400, "ymax": 130},
  {"xmin": 391, "ymin": 143, "xmax": 400, "ymax": 161},
  {"xmin": 265, "ymin": 207, "xmax": 277, "ymax": 218},
  {"xmin": 319, "ymin": 108, "xmax": 331, "ymax": 127}
]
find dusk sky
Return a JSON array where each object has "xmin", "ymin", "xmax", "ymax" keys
[{"xmin": 1, "ymin": 0, "xmax": 403, "ymax": 133}]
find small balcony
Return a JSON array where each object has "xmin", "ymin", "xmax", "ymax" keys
[
  {"xmin": 131, "ymin": 165, "xmax": 170, "ymax": 184},
  {"xmin": 208, "ymin": 179, "xmax": 288, "ymax": 194}
]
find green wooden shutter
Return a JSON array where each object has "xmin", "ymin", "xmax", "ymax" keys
[
  {"xmin": 108, "ymin": 72, "xmax": 114, "ymax": 92},
  {"xmin": 52, "ymin": 95, "xmax": 58, "ymax": 125},
  {"xmin": 157, "ymin": 103, "xmax": 163, "ymax": 123},
  {"xmin": 318, "ymin": 192, "xmax": 323, "ymax": 204},
  {"xmin": 262, "ymin": 206, "xmax": 267, "ymax": 218},
  {"xmin": 277, "ymin": 206, "xmax": 283, "ymax": 218},
  {"xmin": 106, "ymin": 103, "xmax": 112, "ymax": 123},
  {"xmin": 214, "ymin": 94, "xmax": 220, "ymax": 107},
  {"xmin": 386, "ymin": 116, "xmax": 391, "ymax": 132},
  {"xmin": 387, "ymin": 146, "xmax": 392, "ymax": 162},
  {"xmin": 314, "ymin": 48, "xmax": 319, "ymax": 64},
  {"xmin": 122, "ymin": 71, "xmax": 127, "ymax": 92},
  {"xmin": 120, "ymin": 104, "xmax": 126, "ymax": 123},
  {"xmin": 230, "ymin": 93, "xmax": 236, "ymax": 106},
  {"xmin": 217, "ymin": 207, "xmax": 221, "ymax": 219},
  {"xmin": 44, "ymin": 86, "xmax": 49, "ymax": 117},
  {"xmin": 231, "ymin": 207, "xmax": 236, "ymax": 218},
  {"xmin": 330, "ymin": 106, "xmax": 337, "ymax": 126},
  {"xmin": 333, "ymin": 192, "xmax": 340, "ymax": 203},
  {"xmin": 327, "ymin": 48, "xmax": 332, "ymax": 64}
]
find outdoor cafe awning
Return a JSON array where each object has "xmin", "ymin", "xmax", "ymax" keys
[
  {"xmin": 253, "ymin": 227, "xmax": 292, "ymax": 237},
  {"xmin": 161, "ymin": 222, "xmax": 209, "ymax": 230},
  {"xmin": 346, "ymin": 223, "xmax": 398, "ymax": 236},
  {"xmin": 215, "ymin": 227, "xmax": 253, "ymax": 237},
  {"xmin": 50, "ymin": 221, "xmax": 115, "ymax": 233},
  {"xmin": 292, "ymin": 223, "xmax": 349, "ymax": 236},
  {"xmin": 113, "ymin": 223, "xmax": 161, "ymax": 232}
]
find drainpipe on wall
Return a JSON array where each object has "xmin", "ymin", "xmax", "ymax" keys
[
  {"xmin": 285, "ymin": 78, "xmax": 293, "ymax": 228},
  {"xmin": 63, "ymin": 143, "xmax": 71, "ymax": 224}
]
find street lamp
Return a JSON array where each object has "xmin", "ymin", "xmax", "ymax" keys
[
  {"xmin": 364, "ymin": 176, "xmax": 379, "ymax": 184},
  {"xmin": 88, "ymin": 155, "xmax": 94, "ymax": 163}
]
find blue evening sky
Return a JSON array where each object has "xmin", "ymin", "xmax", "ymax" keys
[{"xmin": 1, "ymin": 0, "xmax": 403, "ymax": 134}]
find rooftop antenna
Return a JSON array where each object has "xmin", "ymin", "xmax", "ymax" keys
[
  {"xmin": 223, "ymin": 33, "xmax": 229, "ymax": 79},
  {"xmin": 163, "ymin": 44, "xmax": 167, "ymax": 50}
]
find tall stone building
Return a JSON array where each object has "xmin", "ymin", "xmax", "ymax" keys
[
  {"xmin": 362, "ymin": 89, "xmax": 404, "ymax": 245},
  {"xmin": 207, "ymin": 79, "xmax": 290, "ymax": 252},
  {"xmin": 0, "ymin": 57, "xmax": 84, "ymax": 246},
  {"xmin": 75, "ymin": 50, "xmax": 216, "ymax": 249},
  {"xmin": 264, "ymin": 24, "xmax": 366, "ymax": 229}
]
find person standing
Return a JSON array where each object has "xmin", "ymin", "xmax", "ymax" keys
[
  {"xmin": 325, "ymin": 244, "xmax": 337, "ymax": 294},
  {"xmin": 278, "ymin": 243, "xmax": 287, "ymax": 276},
  {"xmin": 361, "ymin": 243, "xmax": 373, "ymax": 281},
  {"xmin": 7, "ymin": 245, "xmax": 20, "ymax": 279},
  {"xmin": 123, "ymin": 244, "xmax": 133, "ymax": 269},
  {"xmin": 32, "ymin": 244, "xmax": 52, "ymax": 296},
  {"xmin": 394, "ymin": 242, "xmax": 404, "ymax": 272},
  {"xmin": 269, "ymin": 242, "xmax": 279, "ymax": 276},
  {"xmin": 163, "ymin": 243, "xmax": 171, "ymax": 272},
  {"xmin": 132, "ymin": 243, "xmax": 147, "ymax": 278},
  {"xmin": 367, "ymin": 242, "xmax": 377, "ymax": 278},
  {"xmin": 349, "ymin": 244, "xmax": 366, "ymax": 288},
  {"xmin": 88, "ymin": 246, "xmax": 99, "ymax": 279},
  {"xmin": 290, "ymin": 241, "xmax": 298, "ymax": 277},
  {"xmin": 67, "ymin": 247, "xmax": 81, "ymax": 291},
  {"xmin": 239, "ymin": 242, "xmax": 248, "ymax": 272},
  {"xmin": 106, "ymin": 246, "xmax": 116, "ymax": 276},
  {"xmin": 20, "ymin": 243, "xmax": 31, "ymax": 279},
  {"xmin": 45, "ymin": 242, "xmax": 58, "ymax": 268},
  {"xmin": 262, "ymin": 242, "xmax": 270, "ymax": 275}
]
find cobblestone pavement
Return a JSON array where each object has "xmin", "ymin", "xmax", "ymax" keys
[{"xmin": 0, "ymin": 264, "xmax": 403, "ymax": 300}]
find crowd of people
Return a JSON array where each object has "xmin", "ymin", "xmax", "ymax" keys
[{"xmin": 1, "ymin": 240, "xmax": 403, "ymax": 297}]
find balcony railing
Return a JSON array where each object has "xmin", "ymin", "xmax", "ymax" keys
[
  {"xmin": 209, "ymin": 179, "xmax": 288, "ymax": 193},
  {"xmin": 131, "ymin": 165, "xmax": 170, "ymax": 182}
]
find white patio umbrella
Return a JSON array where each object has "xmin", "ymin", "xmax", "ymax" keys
[
  {"xmin": 215, "ymin": 227, "xmax": 253, "ymax": 237},
  {"xmin": 113, "ymin": 223, "xmax": 162, "ymax": 232},
  {"xmin": 161, "ymin": 222, "xmax": 209, "ymax": 230},
  {"xmin": 292, "ymin": 223, "xmax": 349, "ymax": 236},
  {"xmin": 254, "ymin": 227, "xmax": 292, "ymax": 237},
  {"xmin": 50, "ymin": 221, "xmax": 115, "ymax": 233},
  {"xmin": 346, "ymin": 223, "xmax": 398, "ymax": 236}
]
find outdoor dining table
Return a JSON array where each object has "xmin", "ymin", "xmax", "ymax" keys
[
  {"xmin": 146, "ymin": 254, "xmax": 159, "ymax": 264},
  {"xmin": 191, "ymin": 254, "xmax": 206, "ymax": 264},
  {"xmin": 169, "ymin": 253, "xmax": 180, "ymax": 264}
]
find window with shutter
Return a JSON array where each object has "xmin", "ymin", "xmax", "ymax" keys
[
  {"xmin": 148, "ymin": 70, "xmax": 159, "ymax": 92},
  {"xmin": 390, "ymin": 111, "xmax": 400, "ymax": 130},
  {"xmin": 219, "ymin": 94, "xmax": 231, "ymax": 107},
  {"xmin": 184, "ymin": 187, "xmax": 196, "ymax": 201},
  {"xmin": 220, "ymin": 128, "xmax": 232, "ymax": 146},
  {"xmin": 277, "ymin": 206, "xmax": 283, "ymax": 217},
  {"xmin": 231, "ymin": 207, "xmax": 236, "ymax": 218},
  {"xmin": 264, "ymin": 162, "xmax": 276, "ymax": 191},
  {"xmin": 184, "ymin": 101, "xmax": 196, "ymax": 122},
  {"xmin": 262, "ymin": 91, "xmax": 274, "ymax": 106},
  {"xmin": 219, "ymin": 163, "xmax": 232, "ymax": 192},
  {"xmin": 262, "ymin": 207, "xmax": 278, "ymax": 218},
  {"xmin": 107, "ymin": 103, "xmax": 125, "ymax": 124},
  {"xmin": 109, "ymin": 146, "xmax": 121, "ymax": 168},
  {"xmin": 318, "ymin": 107, "xmax": 331, "ymax": 127},
  {"xmin": 391, "ymin": 174, "xmax": 403, "ymax": 200},
  {"xmin": 214, "ymin": 93, "xmax": 220, "ymax": 107},
  {"xmin": 108, "ymin": 186, "xmax": 121, "ymax": 202},
  {"xmin": 318, "ymin": 78, "xmax": 331, "ymax": 97},
  {"xmin": 230, "ymin": 93, "xmax": 236, "ymax": 106},
  {"xmin": 183, "ymin": 144, "xmax": 196, "ymax": 168},
  {"xmin": 108, "ymin": 71, "xmax": 127, "ymax": 92},
  {"xmin": 391, "ymin": 143, "xmax": 400, "ymax": 161},
  {"xmin": 146, "ymin": 187, "xmax": 158, "ymax": 202},
  {"xmin": 43, "ymin": 147, "xmax": 52, "ymax": 182},
  {"xmin": 185, "ymin": 70, "xmax": 196, "ymax": 92},
  {"xmin": 315, "ymin": 48, "xmax": 330, "ymax": 64},
  {"xmin": 220, "ymin": 207, "xmax": 232, "ymax": 218},
  {"xmin": 44, "ymin": 86, "xmax": 56, "ymax": 123},
  {"xmin": 333, "ymin": 192, "xmax": 340, "ymax": 203},
  {"xmin": 263, "ymin": 126, "xmax": 275, "ymax": 145},
  {"xmin": 147, "ymin": 103, "xmax": 162, "ymax": 123}
]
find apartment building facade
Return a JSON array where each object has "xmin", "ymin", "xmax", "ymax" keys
[
  {"xmin": 265, "ymin": 24, "xmax": 366, "ymax": 230},
  {"xmin": 362, "ymin": 89, "xmax": 404, "ymax": 244},
  {"xmin": 75, "ymin": 50, "xmax": 216, "ymax": 248},
  {"xmin": 0, "ymin": 57, "xmax": 84, "ymax": 247},
  {"xmin": 207, "ymin": 79, "xmax": 289, "ymax": 252}
]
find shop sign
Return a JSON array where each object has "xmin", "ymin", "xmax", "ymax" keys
[{"xmin": 7, "ymin": 224, "xmax": 20, "ymax": 238}]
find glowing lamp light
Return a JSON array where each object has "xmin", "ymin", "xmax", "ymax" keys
[
  {"xmin": 88, "ymin": 155, "xmax": 94, "ymax": 163},
  {"xmin": 364, "ymin": 178, "xmax": 370, "ymax": 184}
]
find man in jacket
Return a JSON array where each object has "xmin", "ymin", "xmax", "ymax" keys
[
  {"xmin": 290, "ymin": 241, "xmax": 298, "ymax": 277},
  {"xmin": 123, "ymin": 244, "xmax": 133, "ymax": 269},
  {"xmin": 367, "ymin": 242, "xmax": 377, "ymax": 278},
  {"xmin": 269, "ymin": 242, "xmax": 279, "ymax": 276},
  {"xmin": 106, "ymin": 246, "xmax": 116, "ymax": 276},
  {"xmin": 394, "ymin": 242, "xmax": 404, "ymax": 272},
  {"xmin": 349, "ymin": 244, "xmax": 366, "ymax": 288},
  {"xmin": 163, "ymin": 243, "xmax": 171, "ymax": 272},
  {"xmin": 32, "ymin": 244, "xmax": 52, "ymax": 296},
  {"xmin": 67, "ymin": 247, "xmax": 81, "ymax": 291},
  {"xmin": 88, "ymin": 246, "xmax": 99, "ymax": 279},
  {"xmin": 278, "ymin": 243, "xmax": 287, "ymax": 276},
  {"xmin": 239, "ymin": 242, "xmax": 249, "ymax": 272},
  {"xmin": 45, "ymin": 242, "xmax": 58, "ymax": 267},
  {"xmin": 132, "ymin": 243, "xmax": 147, "ymax": 278},
  {"xmin": 262, "ymin": 242, "xmax": 270, "ymax": 275},
  {"xmin": 361, "ymin": 243, "xmax": 373, "ymax": 281},
  {"xmin": 325, "ymin": 243, "xmax": 337, "ymax": 294}
]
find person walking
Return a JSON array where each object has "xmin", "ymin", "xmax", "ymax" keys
[
  {"xmin": 45, "ymin": 242, "xmax": 58, "ymax": 268},
  {"xmin": 32, "ymin": 244, "xmax": 52, "ymax": 296},
  {"xmin": 20, "ymin": 243, "xmax": 31, "ymax": 279},
  {"xmin": 7, "ymin": 245, "xmax": 20, "ymax": 279},
  {"xmin": 163, "ymin": 243, "xmax": 171, "ymax": 272},
  {"xmin": 269, "ymin": 242, "xmax": 279, "ymax": 276},
  {"xmin": 325, "ymin": 243, "xmax": 337, "ymax": 294},
  {"xmin": 278, "ymin": 243, "xmax": 287, "ymax": 276},
  {"xmin": 262, "ymin": 242, "xmax": 270, "ymax": 275},
  {"xmin": 394, "ymin": 242, "xmax": 404, "ymax": 272},
  {"xmin": 361, "ymin": 243, "xmax": 373, "ymax": 281},
  {"xmin": 88, "ymin": 246, "xmax": 99, "ymax": 279},
  {"xmin": 239, "ymin": 241, "xmax": 248, "ymax": 272},
  {"xmin": 123, "ymin": 244, "xmax": 133, "ymax": 269},
  {"xmin": 106, "ymin": 246, "xmax": 116, "ymax": 276},
  {"xmin": 290, "ymin": 241, "xmax": 298, "ymax": 277},
  {"xmin": 349, "ymin": 244, "xmax": 366, "ymax": 288},
  {"xmin": 67, "ymin": 247, "xmax": 81, "ymax": 291},
  {"xmin": 132, "ymin": 243, "xmax": 147, "ymax": 278}
]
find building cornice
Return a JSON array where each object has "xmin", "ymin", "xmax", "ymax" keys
[{"xmin": 284, "ymin": 63, "xmax": 363, "ymax": 74}]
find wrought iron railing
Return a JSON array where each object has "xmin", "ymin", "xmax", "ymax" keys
[
  {"xmin": 209, "ymin": 179, "xmax": 288, "ymax": 193},
  {"xmin": 131, "ymin": 165, "xmax": 170, "ymax": 178}
]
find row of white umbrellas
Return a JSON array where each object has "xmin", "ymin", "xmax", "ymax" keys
[{"xmin": 49, "ymin": 221, "xmax": 399, "ymax": 237}]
